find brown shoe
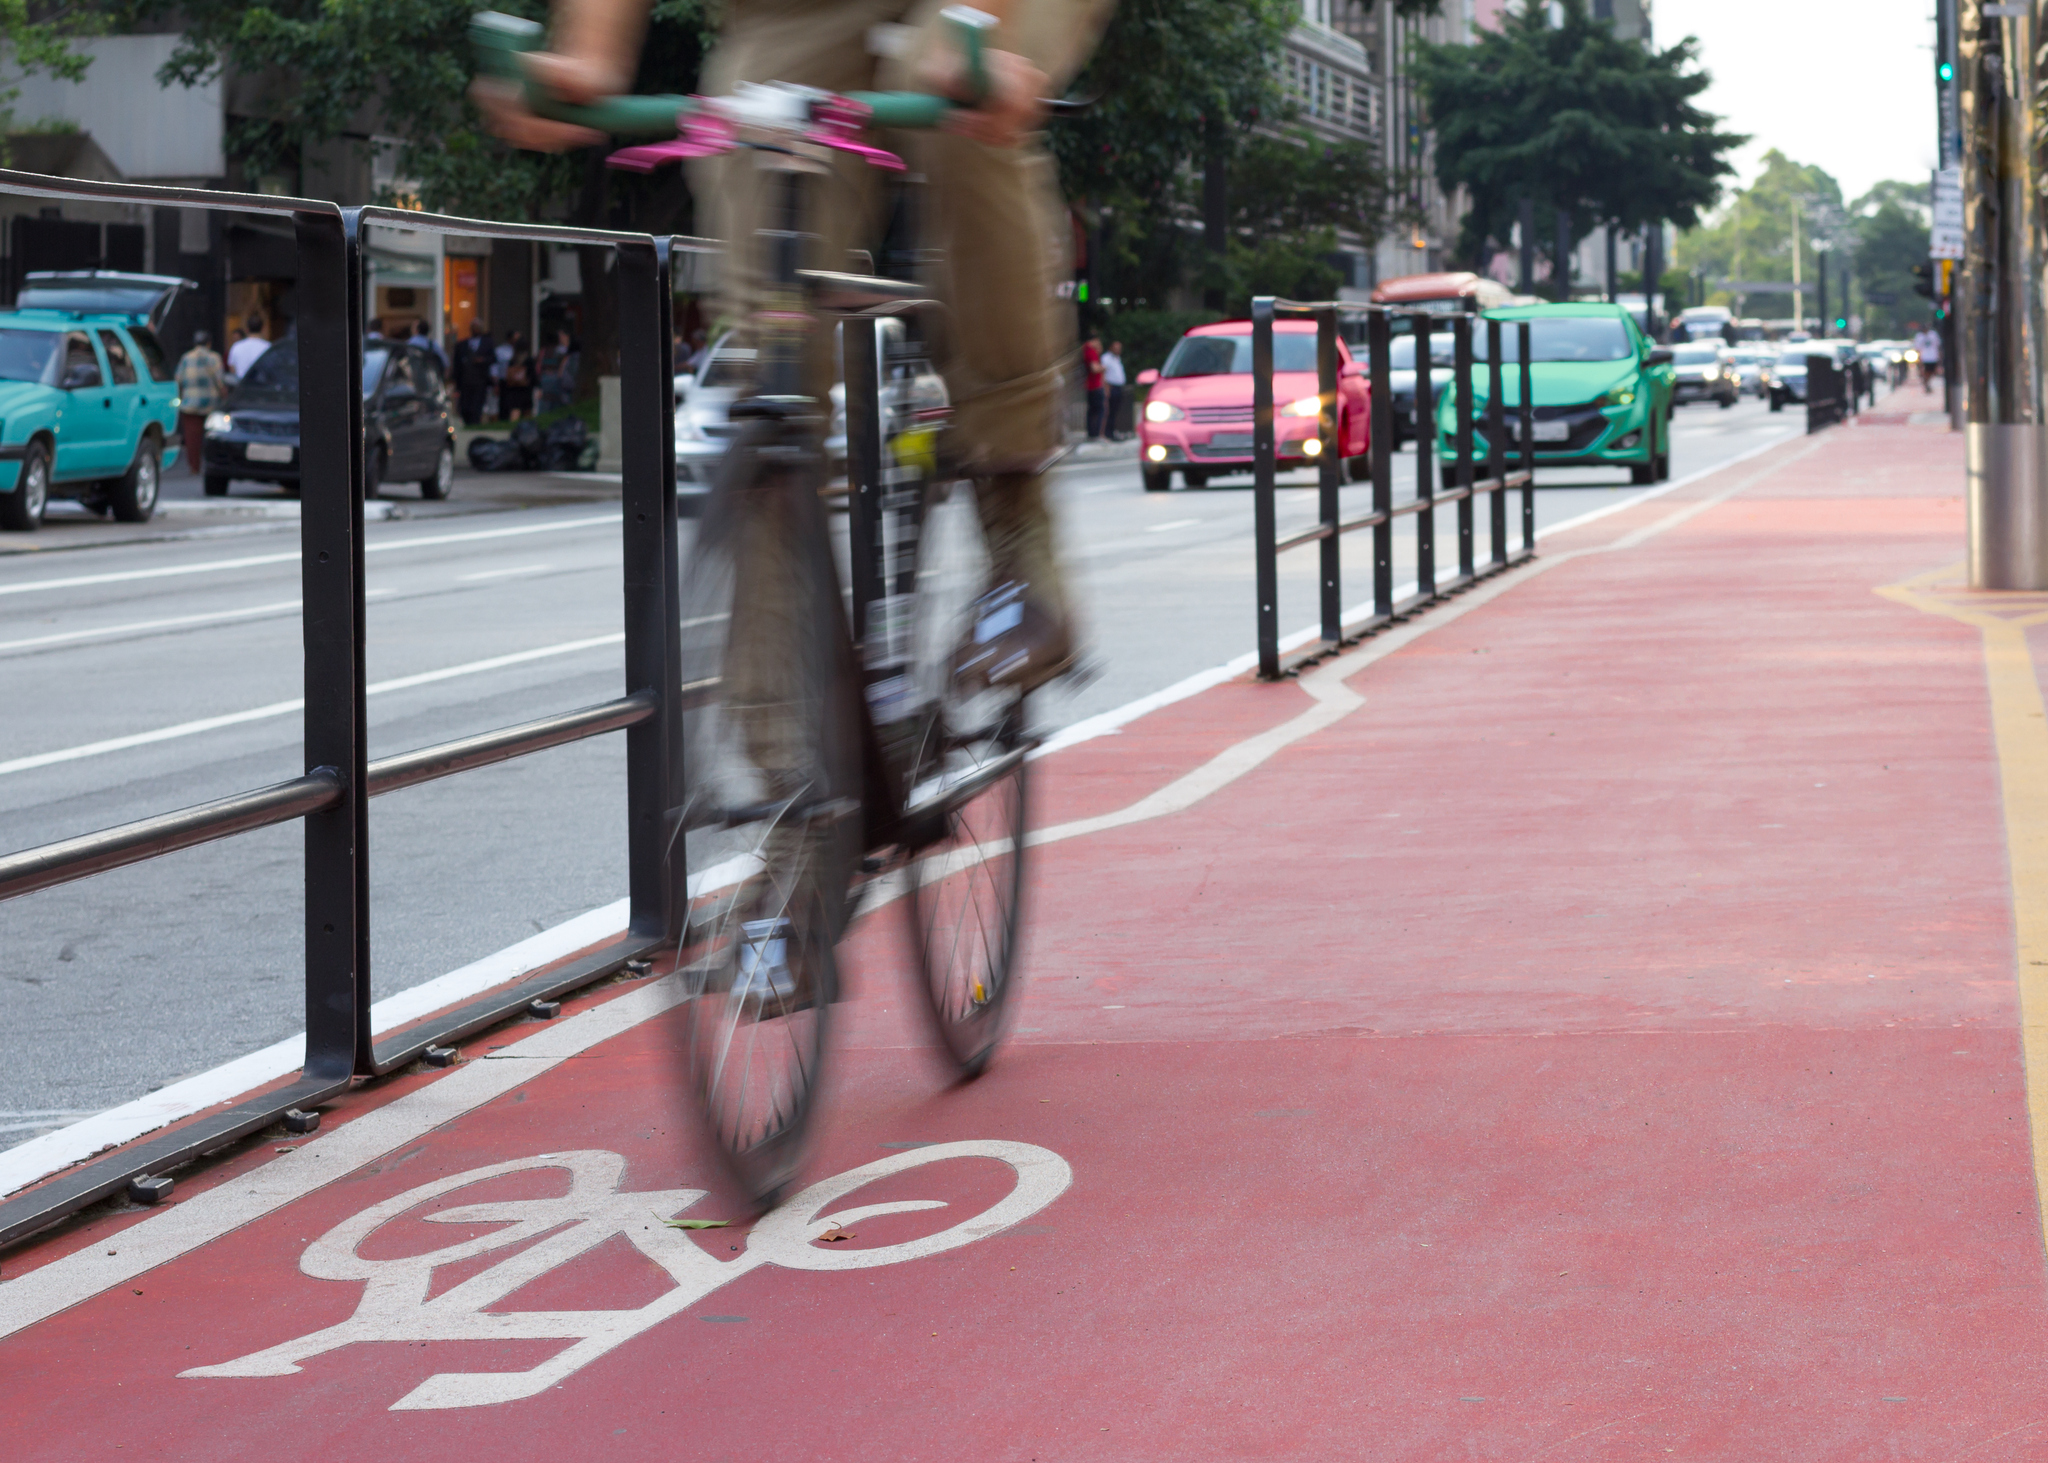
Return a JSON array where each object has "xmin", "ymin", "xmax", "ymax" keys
[{"xmin": 950, "ymin": 581, "xmax": 1075, "ymax": 694}]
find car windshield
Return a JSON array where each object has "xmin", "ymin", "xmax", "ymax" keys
[
  {"xmin": 1729, "ymin": 350, "xmax": 1762, "ymax": 364},
  {"xmin": 0, "ymin": 328, "xmax": 58, "ymax": 384},
  {"xmin": 699, "ymin": 347, "xmax": 756, "ymax": 390},
  {"xmin": 1161, "ymin": 332, "xmax": 1320, "ymax": 377},
  {"xmin": 1387, "ymin": 336, "xmax": 1456, "ymax": 369},
  {"xmin": 233, "ymin": 338, "xmax": 299, "ymax": 404},
  {"xmin": 1672, "ymin": 345, "xmax": 1721, "ymax": 364},
  {"xmin": 1480, "ymin": 317, "xmax": 1635, "ymax": 362}
]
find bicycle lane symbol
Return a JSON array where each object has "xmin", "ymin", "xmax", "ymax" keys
[{"xmin": 181, "ymin": 1139, "xmax": 1071, "ymax": 1410}]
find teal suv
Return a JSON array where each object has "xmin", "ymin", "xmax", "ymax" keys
[
  {"xmin": 1436, "ymin": 303, "xmax": 1676, "ymax": 486},
  {"xmin": 0, "ymin": 271, "xmax": 189, "ymax": 530}
]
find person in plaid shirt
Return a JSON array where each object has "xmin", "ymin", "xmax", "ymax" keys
[{"xmin": 175, "ymin": 331, "xmax": 226, "ymax": 479}]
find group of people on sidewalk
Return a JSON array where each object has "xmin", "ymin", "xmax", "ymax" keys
[
  {"xmin": 168, "ymin": 314, "xmax": 277, "ymax": 477},
  {"xmin": 1083, "ymin": 333, "xmax": 1126, "ymax": 441}
]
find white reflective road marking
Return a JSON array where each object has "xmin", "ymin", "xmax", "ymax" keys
[
  {"xmin": 180, "ymin": 1141, "xmax": 1071, "ymax": 1410},
  {"xmin": 0, "ymin": 513, "xmax": 620, "ymax": 599},
  {"xmin": 0, "ymin": 599, "xmax": 304, "ymax": 655},
  {"xmin": 0, "ymin": 632, "xmax": 624, "ymax": 778},
  {"xmin": 1145, "ymin": 518, "xmax": 1203, "ymax": 532},
  {"xmin": 458, "ymin": 563, "xmax": 553, "ymax": 582}
]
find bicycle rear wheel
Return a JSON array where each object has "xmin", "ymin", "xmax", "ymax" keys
[
  {"xmin": 675, "ymin": 433, "xmax": 861, "ymax": 1205},
  {"xmin": 900, "ymin": 480, "xmax": 1032, "ymax": 1077}
]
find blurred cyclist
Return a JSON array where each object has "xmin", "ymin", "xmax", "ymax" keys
[{"xmin": 477, "ymin": 0, "xmax": 1114, "ymax": 691}]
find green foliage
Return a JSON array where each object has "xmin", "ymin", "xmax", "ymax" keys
[
  {"xmin": 1194, "ymin": 127, "xmax": 1388, "ymax": 304},
  {"xmin": 1092, "ymin": 309, "xmax": 1219, "ymax": 376},
  {"xmin": 1854, "ymin": 196, "xmax": 1932, "ymax": 337},
  {"xmin": 0, "ymin": 0, "xmax": 102, "ymax": 154},
  {"xmin": 153, "ymin": 0, "xmax": 715, "ymax": 218},
  {"xmin": 1673, "ymin": 150, "xmax": 1847, "ymax": 320},
  {"xmin": 1410, "ymin": 0, "xmax": 1743, "ymax": 265}
]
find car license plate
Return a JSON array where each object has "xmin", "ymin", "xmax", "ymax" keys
[
  {"xmin": 1206, "ymin": 432, "xmax": 1252, "ymax": 449},
  {"xmin": 246, "ymin": 442, "xmax": 295, "ymax": 464},
  {"xmin": 1529, "ymin": 421, "xmax": 1570, "ymax": 442}
]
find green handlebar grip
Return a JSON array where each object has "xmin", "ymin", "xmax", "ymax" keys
[
  {"xmin": 469, "ymin": 12, "xmax": 688, "ymax": 139},
  {"xmin": 846, "ymin": 91, "xmax": 953, "ymax": 130}
]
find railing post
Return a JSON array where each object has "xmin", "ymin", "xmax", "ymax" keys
[
  {"xmin": 1253, "ymin": 296, "xmax": 1280, "ymax": 679},
  {"xmin": 844, "ymin": 314, "xmax": 884, "ymax": 651},
  {"xmin": 1487, "ymin": 316, "xmax": 1507, "ymax": 566},
  {"xmin": 302, "ymin": 207, "xmax": 370, "ymax": 1078},
  {"xmin": 1413, "ymin": 312, "xmax": 1436, "ymax": 598},
  {"xmin": 1368, "ymin": 308, "xmax": 1394, "ymax": 620},
  {"xmin": 1453, "ymin": 311, "xmax": 1475, "ymax": 582},
  {"xmin": 618, "ymin": 237, "xmax": 681, "ymax": 944},
  {"xmin": 1519, "ymin": 320, "xmax": 1535, "ymax": 551},
  {"xmin": 1316, "ymin": 306, "xmax": 1342, "ymax": 647}
]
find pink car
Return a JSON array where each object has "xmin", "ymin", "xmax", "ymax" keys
[{"xmin": 1133, "ymin": 320, "xmax": 1371, "ymax": 492}]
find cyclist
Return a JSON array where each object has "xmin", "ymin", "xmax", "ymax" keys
[{"xmin": 476, "ymin": 0, "xmax": 1115, "ymax": 693}]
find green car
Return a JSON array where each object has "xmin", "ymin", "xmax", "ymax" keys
[
  {"xmin": 1435, "ymin": 302, "xmax": 1676, "ymax": 485},
  {"xmin": 0, "ymin": 271, "xmax": 190, "ymax": 531}
]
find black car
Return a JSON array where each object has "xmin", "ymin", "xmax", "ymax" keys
[{"xmin": 204, "ymin": 337, "xmax": 456, "ymax": 499}]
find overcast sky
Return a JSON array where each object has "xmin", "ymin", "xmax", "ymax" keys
[{"xmin": 1654, "ymin": 0, "xmax": 1939, "ymax": 207}]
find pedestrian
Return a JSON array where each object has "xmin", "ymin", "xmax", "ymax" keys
[
  {"xmin": 685, "ymin": 327, "xmax": 711, "ymax": 375},
  {"xmin": 366, "ymin": 315, "xmax": 386, "ymax": 342},
  {"xmin": 452, "ymin": 320, "xmax": 495, "ymax": 427},
  {"xmin": 173, "ymin": 330, "xmax": 226, "ymax": 479},
  {"xmin": 1911, "ymin": 320, "xmax": 1942, "ymax": 390},
  {"xmin": 539, "ymin": 328, "xmax": 574, "ymax": 410},
  {"xmin": 1083, "ymin": 333, "xmax": 1105, "ymax": 441},
  {"xmin": 1101, "ymin": 339, "xmax": 1126, "ymax": 441},
  {"xmin": 500, "ymin": 330, "xmax": 536, "ymax": 420},
  {"xmin": 226, "ymin": 314, "xmax": 270, "ymax": 380}
]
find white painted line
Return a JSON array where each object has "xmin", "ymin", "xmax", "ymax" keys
[
  {"xmin": 0, "ymin": 513, "xmax": 620, "ymax": 599},
  {"xmin": 0, "ymin": 632, "xmax": 624, "ymax": 778},
  {"xmin": 0, "ymin": 599, "xmax": 302, "ymax": 654},
  {"xmin": 458, "ymin": 564, "xmax": 553, "ymax": 582},
  {"xmin": 1146, "ymin": 518, "xmax": 1203, "ymax": 532}
]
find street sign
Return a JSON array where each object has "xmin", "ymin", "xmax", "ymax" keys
[{"xmin": 1932, "ymin": 165, "xmax": 1964, "ymax": 259}]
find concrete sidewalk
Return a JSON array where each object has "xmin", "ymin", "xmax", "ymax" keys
[{"xmin": 7, "ymin": 392, "xmax": 2043, "ymax": 1460}]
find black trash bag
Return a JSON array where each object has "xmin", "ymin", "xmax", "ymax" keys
[
  {"xmin": 467, "ymin": 436, "xmax": 524, "ymax": 472},
  {"xmin": 509, "ymin": 418, "xmax": 545, "ymax": 467},
  {"xmin": 542, "ymin": 416, "xmax": 589, "ymax": 471}
]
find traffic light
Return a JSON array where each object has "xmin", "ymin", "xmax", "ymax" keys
[
  {"xmin": 1912, "ymin": 261, "xmax": 1936, "ymax": 300},
  {"xmin": 1835, "ymin": 317, "xmax": 1848, "ymax": 332},
  {"xmin": 1939, "ymin": 61, "xmax": 1954, "ymax": 82}
]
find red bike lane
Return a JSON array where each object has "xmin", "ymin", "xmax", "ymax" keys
[{"xmin": 7, "ymin": 400, "xmax": 2047, "ymax": 1461}]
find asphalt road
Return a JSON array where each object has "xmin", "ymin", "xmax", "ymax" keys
[{"xmin": 0, "ymin": 393, "xmax": 1804, "ymax": 1146}]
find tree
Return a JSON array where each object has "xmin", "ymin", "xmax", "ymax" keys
[
  {"xmin": 1217, "ymin": 128, "xmax": 1389, "ymax": 302},
  {"xmin": 1673, "ymin": 150, "xmax": 1844, "ymax": 321},
  {"xmin": 1853, "ymin": 193, "xmax": 1932, "ymax": 337},
  {"xmin": 1410, "ymin": 0, "xmax": 1743, "ymax": 274}
]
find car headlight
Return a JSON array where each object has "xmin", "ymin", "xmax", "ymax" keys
[
  {"xmin": 1144, "ymin": 399, "xmax": 1185, "ymax": 423},
  {"xmin": 1600, "ymin": 387, "xmax": 1637, "ymax": 408},
  {"xmin": 674, "ymin": 410, "xmax": 700, "ymax": 443},
  {"xmin": 1704, "ymin": 368, "xmax": 1722, "ymax": 381},
  {"xmin": 204, "ymin": 411, "xmax": 233, "ymax": 434},
  {"xmin": 1280, "ymin": 395, "xmax": 1323, "ymax": 418}
]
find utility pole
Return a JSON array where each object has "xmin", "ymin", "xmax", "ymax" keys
[
  {"xmin": 1816, "ymin": 246, "xmax": 1829, "ymax": 338},
  {"xmin": 1959, "ymin": 0, "xmax": 2048, "ymax": 588},
  {"xmin": 1790, "ymin": 205, "xmax": 1802, "ymax": 331},
  {"xmin": 1606, "ymin": 224, "xmax": 1617, "ymax": 304}
]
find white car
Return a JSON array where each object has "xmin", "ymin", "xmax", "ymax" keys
[{"xmin": 675, "ymin": 322, "xmax": 948, "ymax": 504}]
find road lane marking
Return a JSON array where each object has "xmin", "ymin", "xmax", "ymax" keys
[
  {"xmin": 0, "ymin": 514, "xmax": 620, "ymax": 599},
  {"xmin": 0, "ymin": 633, "xmax": 624, "ymax": 778},
  {"xmin": 1146, "ymin": 518, "xmax": 1203, "ymax": 532},
  {"xmin": 458, "ymin": 564, "xmax": 553, "ymax": 582},
  {"xmin": 1880, "ymin": 567, "xmax": 2048, "ymax": 1260},
  {"xmin": 0, "ymin": 599, "xmax": 304, "ymax": 654}
]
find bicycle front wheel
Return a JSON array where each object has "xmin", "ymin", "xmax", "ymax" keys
[
  {"xmin": 901, "ymin": 481, "xmax": 1032, "ymax": 1077},
  {"xmin": 674, "ymin": 435, "xmax": 860, "ymax": 1205}
]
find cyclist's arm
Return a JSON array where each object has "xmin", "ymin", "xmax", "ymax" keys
[
  {"xmin": 911, "ymin": 1, "xmax": 1047, "ymax": 149},
  {"xmin": 471, "ymin": 0, "xmax": 650, "ymax": 153}
]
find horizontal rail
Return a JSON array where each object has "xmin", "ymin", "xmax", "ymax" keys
[
  {"xmin": 0, "ymin": 771, "xmax": 344, "ymax": 903},
  {"xmin": 1273, "ymin": 471, "xmax": 1527, "ymax": 555},
  {"xmin": 366, "ymin": 691, "xmax": 657, "ymax": 796},
  {"xmin": 0, "ymin": 693, "xmax": 658, "ymax": 906}
]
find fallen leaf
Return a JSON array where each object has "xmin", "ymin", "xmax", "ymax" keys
[
  {"xmin": 817, "ymin": 1228, "xmax": 857, "ymax": 1243},
  {"xmin": 662, "ymin": 1218, "xmax": 730, "ymax": 1230}
]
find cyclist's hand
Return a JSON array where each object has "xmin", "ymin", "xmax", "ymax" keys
[
  {"xmin": 471, "ymin": 52, "xmax": 620, "ymax": 153},
  {"xmin": 921, "ymin": 46, "xmax": 1047, "ymax": 149}
]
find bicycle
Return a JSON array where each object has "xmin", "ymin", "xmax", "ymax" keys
[{"xmin": 476, "ymin": 10, "xmax": 1039, "ymax": 1206}]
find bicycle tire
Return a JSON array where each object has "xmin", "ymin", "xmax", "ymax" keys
[
  {"xmin": 899, "ymin": 480, "xmax": 1032, "ymax": 1077},
  {"xmin": 673, "ymin": 428, "xmax": 862, "ymax": 1206}
]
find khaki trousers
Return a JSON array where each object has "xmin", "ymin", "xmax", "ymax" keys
[{"xmin": 706, "ymin": 0, "xmax": 1110, "ymax": 764}]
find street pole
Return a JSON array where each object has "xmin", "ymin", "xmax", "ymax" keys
[
  {"xmin": 1606, "ymin": 224, "xmax": 1616, "ymax": 304},
  {"xmin": 1960, "ymin": 0, "xmax": 2048, "ymax": 588},
  {"xmin": 1790, "ymin": 206, "xmax": 1803, "ymax": 332},
  {"xmin": 1817, "ymin": 247, "xmax": 1829, "ymax": 338},
  {"xmin": 1554, "ymin": 208, "xmax": 1571, "ymax": 302}
]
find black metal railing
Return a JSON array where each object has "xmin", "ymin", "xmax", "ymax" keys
[
  {"xmin": 0, "ymin": 168, "xmax": 711, "ymax": 1248},
  {"xmin": 1251, "ymin": 298, "xmax": 1537, "ymax": 680}
]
